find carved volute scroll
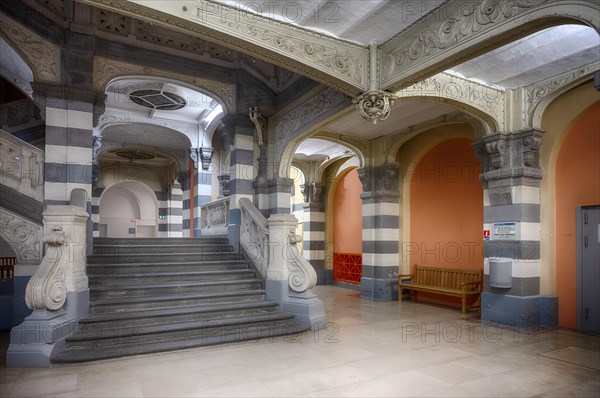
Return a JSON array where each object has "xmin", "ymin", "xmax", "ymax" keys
[
  {"xmin": 249, "ymin": 107, "xmax": 267, "ymax": 148},
  {"xmin": 287, "ymin": 232, "xmax": 317, "ymax": 293},
  {"xmin": 25, "ymin": 228, "xmax": 67, "ymax": 311}
]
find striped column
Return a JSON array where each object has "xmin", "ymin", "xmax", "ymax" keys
[
  {"xmin": 301, "ymin": 183, "xmax": 328, "ymax": 284},
  {"xmin": 40, "ymin": 84, "xmax": 95, "ymax": 208},
  {"xmin": 156, "ymin": 190, "xmax": 169, "ymax": 238},
  {"xmin": 227, "ymin": 117, "xmax": 255, "ymax": 246},
  {"xmin": 178, "ymin": 171, "xmax": 191, "ymax": 238},
  {"xmin": 474, "ymin": 130, "xmax": 556, "ymax": 328},
  {"xmin": 359, "ymin": 164, "xmax": 401, "ymax": 301},
  {"xmin": 195, "ymin": 169, "xmax": 212, "ymax": 236},
  {"xmin": 37, "ymin": 83, "xmax": 97, "ymax": 256},
  {"xmin": 91, "ymin": 186, "xmax": 104, "ymax": 237},
  {"xmin": 167, "ymin": 181, "xmax": 183, "ymax": 237},
  {"xmin": 268, "ymin": 177, "xmax": 294, "ymax": 215}
]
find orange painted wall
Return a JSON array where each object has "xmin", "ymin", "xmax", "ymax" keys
[
  {"xmin": 333, "ymin": 169, "xmax": 362, "ymax": 254},
  {"xmin": 556, "ymin": 104, "xmax": 600, "ymax": 329},
  {"xmin": 410, "ymin": 138, "xmax": 484, "ymax": 270}
]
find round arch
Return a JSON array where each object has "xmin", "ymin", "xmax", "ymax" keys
[
  {"xmin": 538, "ymin": 81, "xmax": 600, "ymax": 329},
  {"xmin": 279, "ymin": 128, "xmax": 367, "ymax": 180},
  {"xmin": 101, "ymin": 74, "xmax": 232, "ymax": 116},
  {"xmin": 99, "ymin": 181, "xmax": 159, "ymax": 238}
]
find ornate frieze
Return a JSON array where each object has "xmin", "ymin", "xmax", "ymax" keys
[
  {"xmin": 395, "ymin": 72, "xmax": 504, "ymax": 132},
  {"xmin": 0, "ymin": 208, "xmax": 42, "ymax": 265},
  {"xmin": 79, "ymin": 0, "xmax": 367, "ymax": 94},
  {"xmin": 523, "ymin": 61, "xmax": 600, "ymax": 128},
  {"xmin": 273, "ymin": 87, "xmax": 350, "ymax": 168},
  {"xmin": 381, "ymin": 0, "xmax": 553, "ymax": 88},
  {"xmin": 0, "ymin": 13, "xmax": 61, "ymax": 83}
]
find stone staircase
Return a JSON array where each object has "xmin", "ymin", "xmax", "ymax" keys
[{"xmin": 52, "ymin": 237, "xmax": 304, "ymax": 364}]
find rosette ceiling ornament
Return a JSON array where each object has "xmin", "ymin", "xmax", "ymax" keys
[{"xmin": 353, "ymin": 45, "xmax": 398, "ymax": 124}]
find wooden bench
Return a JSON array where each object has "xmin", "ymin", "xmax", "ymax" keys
[{"xmin": 398, "ymin": 265, "xmax": 483, "ymax": 314}]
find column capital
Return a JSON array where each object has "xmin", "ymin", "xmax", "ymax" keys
[
  {"xmin": 358, "ymin": 163, "xmax": 400, "ymax": 198},
  {"xmin": 473, "ymin": 129, "xmax": 544, "ymax": 204},
  {"xmin": 300, "ymin": 182, "xmax": 324, "ymax": 205}
]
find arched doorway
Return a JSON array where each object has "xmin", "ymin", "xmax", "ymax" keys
[
  {"xmin": 555, "ymin": 103, "xmax": 600, "ymax": 331},
  {"xmin": 332, "ymin": 167, "xmax": 363, "ymax": 285},
  {"xmin": 99, "ymin": 182, "xmax": 158, "ymax": 238}
]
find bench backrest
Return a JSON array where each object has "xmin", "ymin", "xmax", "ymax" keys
[{"xmin": 412, "ymin": 265, "xmax": 482, "ymax": 291}]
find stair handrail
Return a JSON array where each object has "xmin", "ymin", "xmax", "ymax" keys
[{"xmin": 239, "ymin": 198, "xmax": 269, "ymax": 278}]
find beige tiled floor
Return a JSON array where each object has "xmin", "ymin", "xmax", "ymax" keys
[{"xmin": 1, "ymin": 286, "xmax": 599, "ymax": 397}]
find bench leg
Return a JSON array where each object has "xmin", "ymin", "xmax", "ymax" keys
[{"xmin": 461, "ymin": 295, "xmax": 467, "ymax": 314}]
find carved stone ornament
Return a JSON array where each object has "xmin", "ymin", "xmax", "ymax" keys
[
  {"xmin": 300, "ymin": 182, "xmax": 323, "ymax": 204},
  {"xmin": 0, "ymin": 208, "xmax": 42, "ymax": 265},
  {"xmin": 249, "ymin": 107, "xmax": 266, "ymax": 147},
  {"xmin": 352, "ymin": 91, "xmax": 398, "ymax": 124},
  {"xmin": 485, "ymin": 139, "xmax": 507, "ymax": 170},
  {"xmin": 381, "ymin": 0, "xmax": 551, "ymax": 86},
  {"xmin": 189, "ymin": 147, "xmax": 208, "ymax": 170},
  {"xmin": 274, "ymin": 87, "xmax": 350, "ymax": 160},
  {"xmin": 287, "ymin": 233, "xmax": 317, "ymax": 293},
  {"xmin": 25, "ymin": 228, "xmax": 67, "ymax": 311},
  {"xmin": 92, "ymin": 135, "xmax": 103, "ymax": 162},
  {"xmin": 0, "ymin": 14, "xmax": 61, "ymax": 83},
  {"xmin": 218, "ymin": 174, "xmax": 230, "ymax": 197},
  {"xmin": 524, "ymin": 61, "xmax": 600, "ymax": 128}
]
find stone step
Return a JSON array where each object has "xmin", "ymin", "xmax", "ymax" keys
[
  {"xmin": 88, "ymin": 269, "xmax": 257, "ymax": 286},
  {"xmin": 66, "ymin": 312, "xmax": 298, "ymax": 345},
  {"xmin": 90, "ymin": 279, "xmax": 263, "ymax": 299},
  {"xmin": 90, "ymin": 290, "xmax": 268, "ymax": 314},
  {"xmin": 76, "ymin": 301, "xmax": 280, "ymax": 331},
  {"xmin": 87, "ymin": 260, "xmax": 249, "ymax": 274},
  {"xmin": 52, "ymin": 320, "xmax": 308, "ymax": 364},
  {"xmin": 93, "ymin": 237, "xmax": 229, "ymax": 246},
  {"xmin": 87, "ymin": 252, "xmax": 243, "ymax": 264},
  {"xmin": 93, "ymin": 243, "xmax": 234, "ymax": 255}
]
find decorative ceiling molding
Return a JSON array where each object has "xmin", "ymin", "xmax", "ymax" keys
[
  {"xmin": 0, "ymin": 12, "xmax": 61, "ymax": 83},
  {"xmin": 93, "ymin": 56, "xmax": 236, "ymax": 114},
  {"xmin": 272, "ymin": 86, "xmax": 351, "ymax": 178},
  {"xmin": 524, "ymin": 60, "xmax": 600, "ymax": 128},
  {"xmin": 394, "ymin": 72, "xmax": 504, "ymax": 133},
  {"xmin": 381, "ymin": 0, "xmax": 600, "ymax": 91},
  {"xmin": 77, "ymin": 0, "xmax": 368, "ymax": 95},
  {"xmin": 97, "ymin": 110, "xmax": 199, "ymax": 147}
]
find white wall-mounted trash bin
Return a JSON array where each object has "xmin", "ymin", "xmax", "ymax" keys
[{"xmin": 489, "ymin": 257, "xmax": 512, "ymax": 288}]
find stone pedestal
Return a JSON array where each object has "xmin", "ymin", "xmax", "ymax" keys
[
  {"xmin": 265, "ymin": 214, "xmax": 326, "ymax": 330},
  {"xmin": 7, "ymin": 205, "xmax": 90, "ymax": 367}
]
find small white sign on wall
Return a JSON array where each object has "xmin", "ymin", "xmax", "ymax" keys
[{"xmin": 493, "ymin": 222, "xmax": 518, "ymax": 240}]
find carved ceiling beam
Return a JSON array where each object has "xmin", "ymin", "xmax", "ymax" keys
[
  {"xmin": 380, "ymin": 0, "xmax": 600, "ymax": 92},
  {"xmin": 77, "ymin": 0, "xmax": 369, "ymax": 95}
]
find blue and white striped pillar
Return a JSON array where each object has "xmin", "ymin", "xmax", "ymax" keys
[
  {"xmin": 194, "ymin": 168, "xmax": 213, "ymax": 236},
  {"xmin": 226, "ymin": 116, "xmax": 255, "ymax": 246},
  {"xmin": 301, "ymin": 183, "xmax": 328, "ymax": 284},
  {"xmin": 359, "ymin": 164, "xmax": 401, "ymax": 301},
  {"xmin": 474, "ymin": 129, "xmax": 556, "ymax": 328}
]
